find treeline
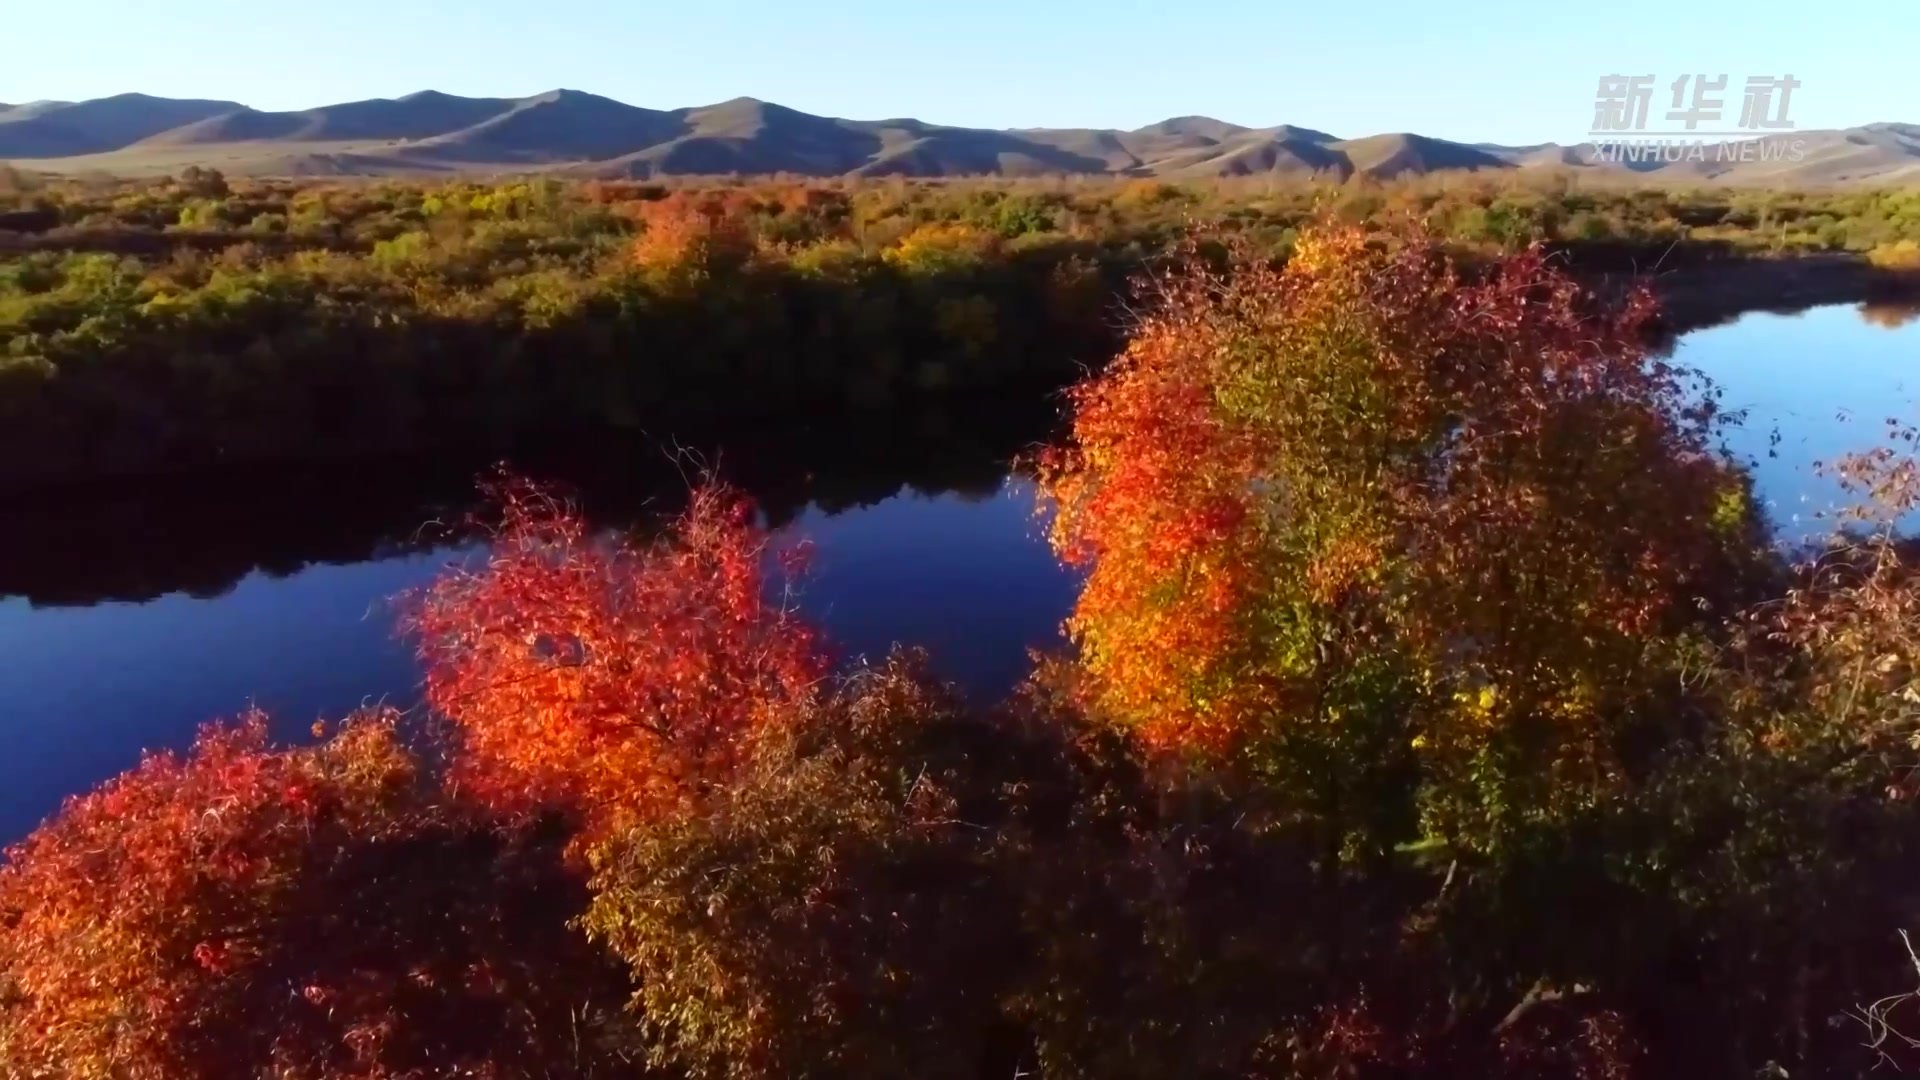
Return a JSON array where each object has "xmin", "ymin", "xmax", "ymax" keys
[
  {"xmin": 7, "ymin": 226, "xmax": 1920, "ymax": 1077},
  {"xmin": 8, "ymin": 165, "xmax": 1920, "ymax": 257},
  {"xmin": 0, "ymin": 175, "xmax": 1121, "ymax": 490},
  {"xmin": 1, "ymin": 168, "xmax": 1919, "ymax": 490}
]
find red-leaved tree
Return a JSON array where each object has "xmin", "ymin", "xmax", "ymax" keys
[
  {"xmin": 1040, "ymin": 223, "xmax": 1762, "ymax": 843},
  {"xmin": 406, "ymin": 481, "xmax": 828, "ymax": 833},
  {"xmin": 0, "ymin": 711, "xmax": 635, "ymax": 1079}
]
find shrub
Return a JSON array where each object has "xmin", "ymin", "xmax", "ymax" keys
[
  {"xmin": 0, "ymin": 711, "xmax": 637, "ymax": 1078},
  {"xmin": 406, "ymin": 480, "xmax": 827, "ymax": 834},
  {"xmin": 580, "ymin": 655, "xmax": 1049, "ymax": 1078},
  {"xmin": 1039, "ymin": 223, "xmax": 1764, "ymax": 849}
]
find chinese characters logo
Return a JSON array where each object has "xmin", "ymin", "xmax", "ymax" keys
[
  {"xmin": 1593, "ymin": 74, "xmax": 1798, "ymax": 134},
  {"xmin": 1589, "ymin": 74, "xmax": 1805, "ymax": 164}
]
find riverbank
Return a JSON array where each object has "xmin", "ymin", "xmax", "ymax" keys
[
  {"xmin": 5, "ymin": 170, "xmax": 1918, "ymax": 494},
  {"xmin": 11, "ymin": 223, "xmax": 1920, "ymax": 1078},
  {"xmin": 0, "ymin": 392, "xmax": 1062, "ymax": 606},
  {"xmin": 1621, "ymin": 253, "xmax": 1920, "ymax": 333},
  {"xmin": 0, "ymin": 251, "xmax": 1910, "ymax": 498}
]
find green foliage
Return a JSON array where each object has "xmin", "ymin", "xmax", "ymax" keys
[
  {"xmin": 0, "ymin": 173, "xmax": 1916, "ymax": 490},
  {"xmin": 0, "ymin": 177, "xmax": 1149, "ymax": 489},
  {"xmin": 3, "ymin": 180, "xmax": 1920, "ymax": 1075},
  {"xmin": 581, "ymin": 657, "xmax": 1037, "ymax": 1078},
  {"xmin": 9, "ymin": 423, "xmax": 1920, "ymax": 1074},
  {"xmin": 1036, "ymin": 223, "xmax": 1920, "ymax": 1073}
]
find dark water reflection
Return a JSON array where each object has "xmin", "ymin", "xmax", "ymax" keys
[
  {"xmin": 5, "ymin": 300, "xmax": 1917, "ymax": 844},
  {"xmin": 0, "ymin": 398, "xmax": 1079, "ymax": 840}
]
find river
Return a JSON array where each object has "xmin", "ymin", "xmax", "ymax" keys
[{"xmin": 0, "ymin": 299, "xmax": 1915, "ymax": 841}]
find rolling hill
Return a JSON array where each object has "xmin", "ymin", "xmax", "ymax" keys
[
  {"xmin": 0, "ymin": 93, "xmax": 244, "ymax": 158},
  {"xmin": 3, "ymin": 89, "xmax": 1914, "ymax": 185}
]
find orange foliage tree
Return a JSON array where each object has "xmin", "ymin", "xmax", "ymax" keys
[
  {"xmin": 0, "ymin": 712, "xmax": 634, "ymax": 1078},
  {"xmin": 406, "ymin": 481, "xmax": 827, "ymax": 833},
  {"xmin": 1040, "ymin": 224, "xmax": 1763, "ymax": 845},
  {"xmin": 626, "ymin": 190, "xmax": 758, "ymax": 284}
]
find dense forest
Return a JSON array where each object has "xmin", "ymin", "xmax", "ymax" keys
[
  {"xmin": 1, "ymin": 167, "xmax": 1918, "ymax": 490},
  {"xmin": 7, "ymin": 220, "xmax": 1920, "ymax": 1077}
]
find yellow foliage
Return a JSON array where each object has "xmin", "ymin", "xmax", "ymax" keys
[
  {"xmin": 883, "ymin": 222, "xmax": 999, "ymax": 274},
  {"xmin": 1867, "ymin": 239, "xmax": 1920, "ymax": 271}
]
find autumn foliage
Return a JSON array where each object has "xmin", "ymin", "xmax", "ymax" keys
[
  {"xmin": 1041, "ymin": 225, "xmax": 1763, "ymax": 844},
  {"xmin": 577, "ymin": 656, "xmax": 1047, "ymax": 1078},
  {"xmin": 882, "ymin": 221, "xmax": 1002, "ymax": 275},
  {"xmin": 0, "ymin": 711, "xmax": 633, "ymax": 1079},
  {"xmin": 626, "ymin": 190, "xmax": 760, "ymax": 282},
  {"xmin": 12, "ymin": 217, "xmax": 1920, "ymax": 1076},
  {"xmin": 406, "ymin": 480, "xmax": 826, "ymax": 832}
]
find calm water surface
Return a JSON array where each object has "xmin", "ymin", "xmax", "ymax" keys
[
  {"xmin": 1, "ymin": 301, "xmax": 1915, "ymax": 840},
  {"xmin": 0, "ymin": 407, "xmax": 1078, "ymax": 839},
  {"xmin": 1671, "ymin": 300, "xmax": 1920, "ymax": 539}
]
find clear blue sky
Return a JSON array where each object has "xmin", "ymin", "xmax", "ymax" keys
[{"xmin": 3, "ymin": 0, "xmax": 1913, "ymax": 144}]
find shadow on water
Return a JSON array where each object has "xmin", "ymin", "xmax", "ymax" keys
[
  {"xmin": 0, "ymin": 393, "xmax": 1076, "ymax": 842},
  {"xmin": 8, "ymin": 296, "xmax": 1912, "ymax": 844},
  {"xmin": 0, "ymin": 393, "xmax": 1064, "ymax": 609}
]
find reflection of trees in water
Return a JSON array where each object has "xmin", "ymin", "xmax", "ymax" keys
[
  {"xmin": 1646, "ymin": 288, "xmax": 1920, "ymax": 351},
  {"xmin": 1859, "ymin": 298, "xmax": 1920, "ymax": 330},
  {"xmin": 0, "ymin": 397, "xmax": 1061, "ymax": 608}
]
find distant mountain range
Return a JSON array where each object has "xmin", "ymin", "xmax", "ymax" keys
[{"xmin": 4, "ymin": 91, "xmax": 1917, "ymax": 185}]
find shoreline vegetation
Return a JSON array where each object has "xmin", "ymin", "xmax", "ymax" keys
[
  {"xmin": 11, "ymin": 222, "xmax": 1920, "ymax": 1076},
  {"xmin": 2, "ymin": 169, "xmax": 1918, "ymax": 494}
]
